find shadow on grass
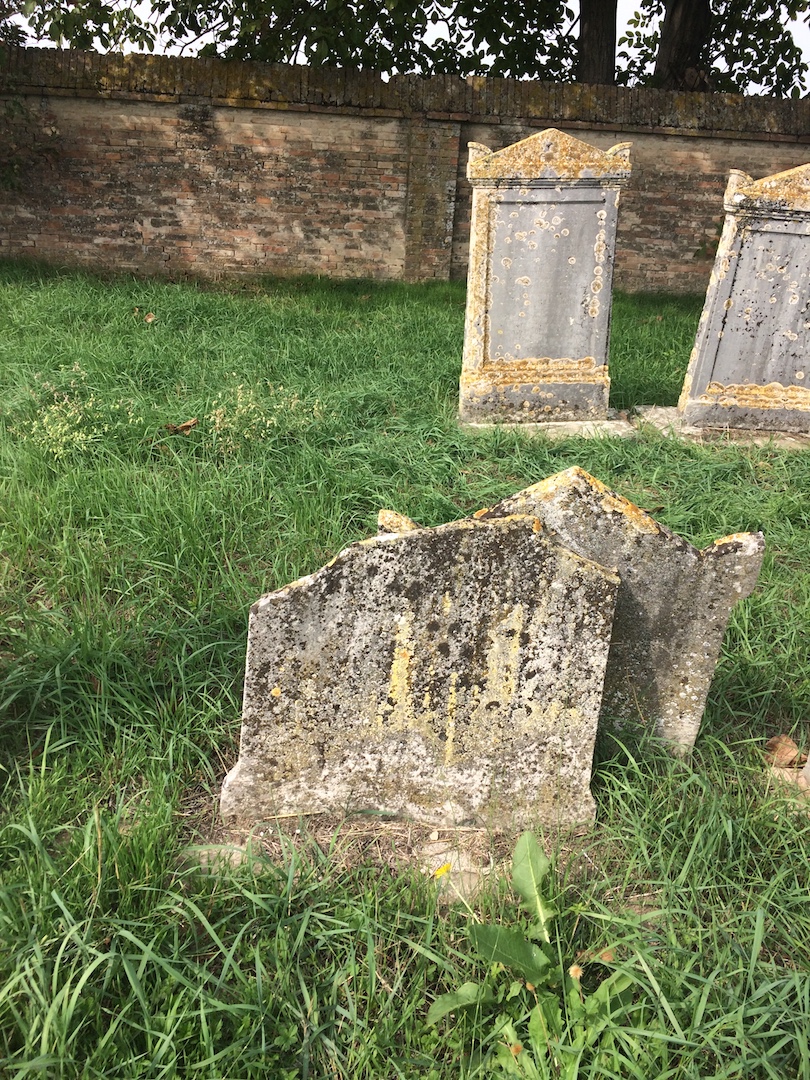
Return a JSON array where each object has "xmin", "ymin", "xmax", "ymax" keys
[{"xmin": 609, "ymin": 291, "xmax": 703, "ymax": 411}]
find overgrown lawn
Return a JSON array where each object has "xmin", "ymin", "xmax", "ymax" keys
[{"xmin": 0, "ymin": 263, "xmax": 808, "ymax": 1077}]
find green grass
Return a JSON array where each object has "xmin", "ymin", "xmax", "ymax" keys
[{"xmin": 0, "ymin": 261, "xmax": 808, "ymax": 1077}]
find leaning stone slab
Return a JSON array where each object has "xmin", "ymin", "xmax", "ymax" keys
[
  {"xmin": 459, "ymin": 128, "xmax": 631, "ymax": 425},
  {"xmin": 220, "ymin": 515, "xmax": 620, "ymax": 830},
  {"xmin": 680, "ymin": 164, "xmax": 810, "ymax": 431},
  {"xmin": 479, "ymin": 468, "xmax": 765, "ymax": 753}
]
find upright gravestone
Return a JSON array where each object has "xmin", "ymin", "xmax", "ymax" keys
[
  {"xmin": 480, "ymin": 468, "xmax": 765, "ymax": 753},
  {"xmin": 459, "ymin": 128, "xmax": 631, "ymax": 425},
  {"xmin": 220, "ymin": 515, "xmax": 620, "ymax": 830},
  {"xmin": 679, "ymin": 164, "xmax": 810, "ymax": 431}
]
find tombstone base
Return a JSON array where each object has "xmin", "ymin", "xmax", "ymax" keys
[
  {"xmin": 681, "ymin": 399, "xmax": 810, "ymax": 434},
  {"xmin": 637, "ymin": 406, "xmax": 810, "ymax": 450},
  {"xmin": 459, "ymin": 376, "xmax": 609, "ymax": 425},
  {"xmin": 220, "ymin": 731, "xmax": 598, "ymax": 832},
  {"xmin": 461, "ymin": 415, "xmax": 634, "ymax": 440}
]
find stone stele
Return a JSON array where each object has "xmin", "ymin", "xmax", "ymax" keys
[
  {"xmin": 459, "ymin": 128, "xmax": 631, "ymax": 424},
  {"xmin": 220, "ymin": 514, "xmax": 620, "ymax": 830},
  {"xmin": 480, "ymin": 468, "xmax": 765, "ymax": 752},
  {"xmin": 679, "ymin": 163, "xmax": 810, "ymax": 431}
]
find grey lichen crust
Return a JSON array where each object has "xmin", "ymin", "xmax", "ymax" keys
[{"xmin": 221, "ymin": 514, "xmax": 620, "ymax": 830}]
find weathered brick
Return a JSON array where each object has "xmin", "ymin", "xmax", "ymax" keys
[{"xmin": 2, "ymin": 47, "xmax": 810, "ymax": 290}]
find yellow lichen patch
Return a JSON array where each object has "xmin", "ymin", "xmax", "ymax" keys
[
  {"xmin": 468, "ymin": 603, "xmax": 529, "ymax": 750},
  {"xmin": 530, "ymin": 464, "xmax": 601, "ymax": 499},
  {"xmin": 478, "ymin": 357, "xmax": 609, "ymax": 386},
  {"xmin": 445, "ymin": 672, "xmax": 458, "ymax": 764},
  {"xmin": 699, "ymin": 381, "xmax": 810, "ymax": 411},
  {"xmin": 378, "ymin": 607, "xmax": 416, "ymax": 731},
  {"xmin": 531, "ymin": 466, "xmax": 660, "ymax": 534},
  {"xmin": 378, "ymin": 508, "xmax": 422, "ymax": 534},
  {"xmin": 708, "ymin": 532, "xmax": 759, "ymax": 549},
  {"xmin": 677, "ymin": 354, "xmax": 698, "ymax": 409},
  {"xmin": 599, "ymin": 493, "xmax": 661, "ymax": 534}
]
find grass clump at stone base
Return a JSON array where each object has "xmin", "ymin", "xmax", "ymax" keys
[{"xmin": 0, "ymin": 262, "xmax": 808, "ymax": 1077}]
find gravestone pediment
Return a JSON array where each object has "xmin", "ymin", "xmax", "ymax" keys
[
  {"xmin": 725, "ymin": 163, "xmax": 810, "ymax": 216},
  {"xmin": 467, "ymin": 128, "xmax": 632, "ymax": 186}
]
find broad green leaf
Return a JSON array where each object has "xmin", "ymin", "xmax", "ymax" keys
[
  {"xmin": 565, "ymin": 974, "xmax": 586, "ymax": 1025},
  {"xmin": 493, "ymin": 1019, "xmax": 545, "ymax": 1079},
  {"xmin": 494, "ymin": 1040, "xmax": 544, "ymax": 1078},
  {"xmin": 588, "ymin": 969, "xmax": 635, "ymax": 1009},
  {"xmin": 469, "ymin": 925, "xmax": 552, "ymax": 986},
  {"xmin": 511, "ymin": 832, "xmax": 556, "ymax": 942},
  {"xmin": 528, "ymin": 995, "xmax": 563, "ymax": 1049},
  {"xmin": 583, "ymin": 969, "xmax": 637, "ymax": 1044},
  {"xmin": 426, "ymin": 981, "xmax": 495, "ymax": 1025}
]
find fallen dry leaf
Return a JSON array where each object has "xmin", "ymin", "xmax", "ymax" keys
[
  {"xmin": 768, "ymin": 766, "xmax": 810, "ymax": 795},
  {"xmin": 764, "ymin": 734, "xmax": 807, "ymax": 768},
  {"xmin": 164, "ymin": 417, "xmax": 199, "ymax": 435},
  {"xmin": 576, "ymin": 947, "xmax": 615, "ymax": 964}
]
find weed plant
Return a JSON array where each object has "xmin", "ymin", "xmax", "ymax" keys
[{"xmin": 0, "ymin": 262, "xmax": 808, "ymax": 1076}]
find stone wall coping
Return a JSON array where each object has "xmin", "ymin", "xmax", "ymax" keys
[{"xmin": 2, "ymin": 46, "xmax": 810, "ymax": 140}]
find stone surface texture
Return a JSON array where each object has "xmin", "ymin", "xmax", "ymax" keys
[
  {"xmin": 459, "ymin": 129, "xmax": 631, "ymax": 424},
  {"xmin": 680, "ymin": 163, "xmax": 810, "ymax": 431},
  {"xmin": 480, "ymin": 468, "xmax": 765, "ymax": 752},
  {"xmin": 220, "ymin": 514, "xmax": 620, "ymax": 830}
]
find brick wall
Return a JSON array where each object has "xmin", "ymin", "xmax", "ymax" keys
[{"xmin": 2, "ymin": 47, "xmax": 810, "ymax": 293}]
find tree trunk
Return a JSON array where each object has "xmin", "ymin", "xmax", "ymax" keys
[
  {"xmin": 577, "ymin": 0, "xmax": 617, "ymax": 84},
  {"xmin": 654, "ymin": 0, "xmax": 712, "ymax": 89}
]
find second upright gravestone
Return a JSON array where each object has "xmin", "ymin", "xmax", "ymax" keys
[
  {"xmin": 679, "ymin": 163, "xmax": 810, "ymax": 431},
  {"xmin": 459, "ymin": 129, "xmax": 631, "ymax": 425}
]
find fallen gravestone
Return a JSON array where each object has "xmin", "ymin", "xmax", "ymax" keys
[
  {"xmin": 479, "ymin": 468, "xmax": 765, "ymax": 753},
  {"xmin": 459, "ymin": 128, "xmax": 631, "ymax": 426},
  {"xmin": 221, "ymin": 471, "xmax": 764, "ymax": 831},
  {"xmin": 220, "ymin": 513, "xmax": 620, "ymax": 830},
  {"xmin": 679, "ymin": 163, "xmax": 810, "ymax": 432}
]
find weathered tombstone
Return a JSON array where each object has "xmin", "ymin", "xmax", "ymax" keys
[
  {"xmin": 680, "ymin": 164, "xmax": 810, "ymax": 431},
  {"xmin": 221, "ymin": 514, "xmax": 620, "ymax": 830},
  {"xmin": 480, "ymin": 468, "xmax": 765, "ymax": 753},
  {"xmin": 459, "ymin": 128, "xmax": 631, "ymax": 425}
]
